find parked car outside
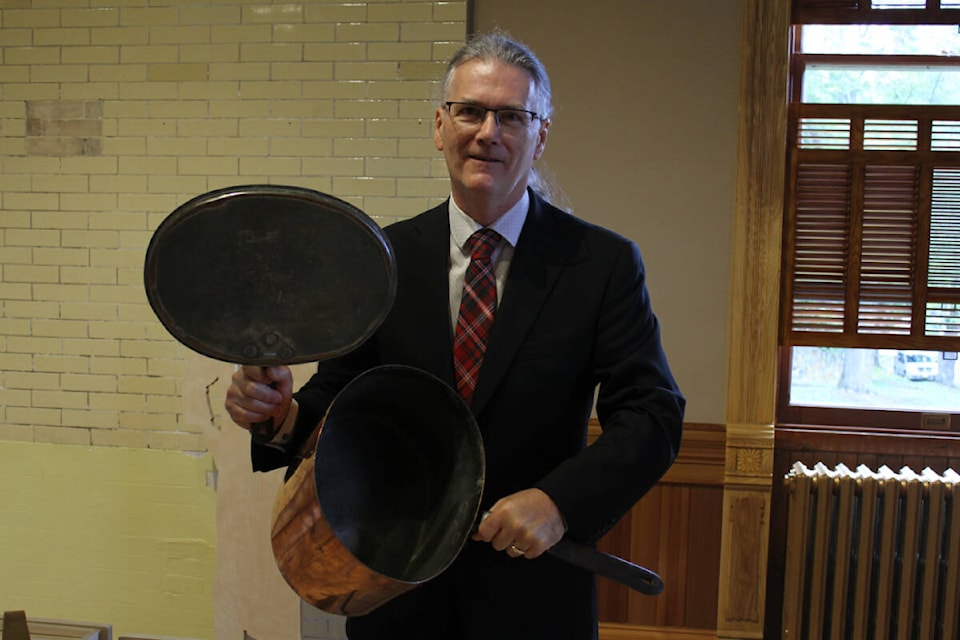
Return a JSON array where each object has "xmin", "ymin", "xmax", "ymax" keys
[{"xmin": 894, "ymin": 350, "xmax": 940, "ymax": 381}]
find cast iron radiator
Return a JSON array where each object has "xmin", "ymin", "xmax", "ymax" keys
[{"xmin": 782, "ymin": 462, "xmax": 960, "ymax": 640}]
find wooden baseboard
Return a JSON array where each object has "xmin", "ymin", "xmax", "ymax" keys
[{"xmin": 600, "ymin": 624, "xmax": 717, "ymax": 640}]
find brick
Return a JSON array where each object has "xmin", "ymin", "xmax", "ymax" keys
[
  {"xmin": 34, "ymin": 27, "xmax": 91, "ymax": 46},
  {"xmin": 6, "ymin": 46, "xmax": 60, "ymax": 65},
  {"xmin": 269, "ymin": 61, "xmax": 333, "ymax": 81},
  {"xmin": 3, "ymin": 264, "xmax": 60, "ymax": 283},
  {"xmin": 237, "ymin": 117, "xmax": 300, "ymax": 137},
  {"xmin": 12, "ymin": 407, "xmax": 64, "ymax": 427},
  {"xmin": 148, "ymin": 26, "xmax": 211, "ymax": 45},
  {"xmin": 177, "ymin": 118, "xmax": 239, "ymax": 138},
  {"xmin": 208, "ymin": 61, "xmax": 270, "ymax": 81},
  {"xmin": 3, "ymin": 9, "xmax": 60, "ymax": 28},
  {"xmin": 368, "ymin": 3, "xmax": 433, "ymax": 23},
  {"xmin": 369, "ymin": 42, "xmax": 432, "ymax": 61},
  {"xmin": 177, "ymin": 157, "xmax": 238, "ymax": 176},
  {"xmin": 62, "ymin": 373, "xmax": 118, "ymax": 393},
  {"xmin": 179, "ymin": 43, "xmax": 239, "ymax": 63},
  {"xmin": 120, "ymin": 45, "xmax": 178, "ymax": 64},
  {"xmin": 334, "ymin": 99, "xmax": 398, "ymax": 119},
  {"xmin": 33, "ymin": 389, "xmax": 89, "ymax": 409},
  {"xmin": 60, "ymin": 302, "xmax": 118, "ymax": 321},
  {"xmin": 241, "ymin": 4, "xmax": 304, "ymax": 24},
  {"xmin": 180, "ymin": 6, "xmax": 241, "ymax": 26},
  {"xmin": 90, "ymin": 63, "xmax": 148, "ymax": 82},
  {"xmin": 210, "ymin": 24, "xmax": 270, "ymax": 45},
  {"xmin": 3, "ymin": 371, "xmax": 60, "ymax": 391},
  {"xmin": 179, "ymin": 80, "xmax": 242, "ymax": 100},
  {"xmin": 62, "ymin": 8, "xmax": 121, "ymax": 28},
  {"xmin": 32, "ymin": 319, "xmax": 89, "ymax": 338},
  {"xmin": 238, "ymin": 79, "xmax": 301, "ymax": 99},
  {"xmin": 119, "ymin": 7, "xmax": 178, "ymax": 26},
  {"xmin": 62, "ymin": 45, "xmax": 120, "ymax": 64},
  {"xmin": 35, "ymin": 425, "xmax": 93, "ymax": 444},
  {"xmin": 303, "ymin": 42, "xmax": 366, "ymax": 62},
  {"xmin": 3, "ymin": 193, "xmax": 60, "ymax": 212},
  {"xmin": 331, "ymin": 176, "xmax": 395, "ymax": 197},
  {"xmin": 305, "ymin": 4, "xmax": 367, "ymax": 24},
  {"xmin": 64, "ymin": 337, "xmax": 121, "ymax": 357},
  {"xmin": 33, "ymin": 247, "xmax": 89, "ymax": 266},
  {"xmin": 62, "ymin": 409, "xmax": 120, "ymax": 429},
  {"xmin": 335, "ymin": 62, "xmax": 400, "ymax": 81},
  {"xmin": 91, "ymin": 350, "xmax": 144, "ymax": 377},
  {"xmin": 90, "ymin": 392, "xmax": 146, "ymax": 411},
  {"xmin": 238, "ymin": 156, "xmax": 300, "ymax": 176},
  {"xmin": 2, "ymin": 300, "xmax": 60, "ymax": 319},
  {"xmin": 147, "ymin": 63, "xmax": 209, "ymax": 82},
  {"xmin": 34, "ymin": 354, "xmax": 90, "ymax": 374},
  {"xmin": 272, "ymin": 23, "xmax": 334, "ymax": 43},
  {"xmin": 335, "ymin": 23, "xmax": 398, "ymax": 43},
  {"xmin": 90, "ymin": 26, "xmax": 150, "ymax": 46}
]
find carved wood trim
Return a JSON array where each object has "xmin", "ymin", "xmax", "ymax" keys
[{"xmin": 717, "ymin": 0, "xmax": 790, "ymax": 638}]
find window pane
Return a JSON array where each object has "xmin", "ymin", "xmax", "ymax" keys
[
  {"xmin": 803, "ymin": 66, "xmax": 960, "ymax": 105},
  {"xmin": 789, "ymin": 347, "xmax": 960, "ymax": 411},
  {"xmin": 801, "ymin": 25, "xmax": 960, "ymax": 55}
]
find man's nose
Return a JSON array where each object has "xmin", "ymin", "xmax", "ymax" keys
[{"xmin": 477, "ymin": 109, "xmax": 503, "ymax": 136}]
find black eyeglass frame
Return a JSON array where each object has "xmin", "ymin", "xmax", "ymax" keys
[{"xmin": 443, "ymin": 101, "xmax": 542, "ymax": 128}]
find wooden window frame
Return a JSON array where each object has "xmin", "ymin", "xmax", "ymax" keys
[{"xmin": 778, "ymin": 2, "xmax": 960, "ymax": 431}]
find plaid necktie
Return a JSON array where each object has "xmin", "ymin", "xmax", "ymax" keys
[{"xmin": 454, "ymin": 228, "xmax": 501, "ymax": 404}]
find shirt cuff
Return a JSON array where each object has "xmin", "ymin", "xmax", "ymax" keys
[{"xmin": 262, "ymin": 399, "xmax": 299, "ymax": 451}]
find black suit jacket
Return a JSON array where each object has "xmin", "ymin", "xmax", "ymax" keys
[{"xmin": 255, "ymin": 189, "xmax": 684, "ymax": 545}]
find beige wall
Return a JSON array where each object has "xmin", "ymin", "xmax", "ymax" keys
[
  {"xmin": 0, "ymin": 0, "xmax": 743, "ymax": 638},
  {"xmin": 475, "ymin": 0, "xmax": 740, "ymax": 424}
]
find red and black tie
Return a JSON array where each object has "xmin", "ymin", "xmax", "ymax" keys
[{"xmin": 454, "ymin": 228, "xmax": 501, "ymax": 404}]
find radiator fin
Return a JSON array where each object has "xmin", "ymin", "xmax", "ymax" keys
[{"xmin": 782, "ymin": 462, "xmax": 960, "ymax": 640}]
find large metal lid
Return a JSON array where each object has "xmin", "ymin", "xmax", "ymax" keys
[{"xmin": 144, "ymin": 185, "xmax": 396, "ymax": 365}]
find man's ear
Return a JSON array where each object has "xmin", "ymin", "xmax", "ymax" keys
[
  {"xmin": 533, "ymin": 119, "xmax": 550, "ymax": 160},
  {"xmin": 434, "ymin": 107, "xmax": 445, "ymax": 151}
]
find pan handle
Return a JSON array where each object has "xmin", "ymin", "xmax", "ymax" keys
[
  {"xmin": 477, "ymin": 511, "xmax": 663, "ymax": 596},
  {"xmin": 547, "ymin": 537, "xmax": 664, "ymax": 596}
]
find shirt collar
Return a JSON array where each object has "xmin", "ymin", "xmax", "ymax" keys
[{"xmin": 448, "ymin": 190, "xmax": 529, "ymax": 251}]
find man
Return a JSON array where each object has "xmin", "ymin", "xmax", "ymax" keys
[{"xmin": 225, "ymin": 30, "xmax": 684, "ymax": 640}]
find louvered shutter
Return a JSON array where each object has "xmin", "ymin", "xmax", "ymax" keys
[{"xmin": 784, "ymin": 104, "xmax": 960, "ymax": 350}]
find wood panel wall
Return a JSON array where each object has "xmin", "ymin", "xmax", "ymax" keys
[
  {"xmin": 592, "ymin": 423, "xmax": 726, "ymax": 634},
  {"xmin": 763, "ymin": 427, "xmax": 960, "ymax": 639}
]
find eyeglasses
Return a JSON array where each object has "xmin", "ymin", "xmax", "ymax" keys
[{"xmin": 444, "ymin": 101, "xmax": 541, "ymax": 133}]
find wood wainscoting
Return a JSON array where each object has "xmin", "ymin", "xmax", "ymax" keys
[{"xmin": 591, "ymin": 422, "xmax": 726, "ymax": 636}]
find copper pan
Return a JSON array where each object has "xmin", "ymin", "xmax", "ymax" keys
[{"xmin": 270, "ymin": 364, "xmax": 485, "ymax": 616}]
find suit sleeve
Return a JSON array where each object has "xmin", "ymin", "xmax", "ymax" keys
[{"xmin": 535, "ymin": 239, "xmax": 685, "ymax": 544}]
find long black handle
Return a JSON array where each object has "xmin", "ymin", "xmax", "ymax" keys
[
  {"xmin": 547, "ymin": 538, "xmax": 664, "ymax": 596},
  {"xmin": 477, "ymin": 511, "xmax": 664, "ymax": 596}
]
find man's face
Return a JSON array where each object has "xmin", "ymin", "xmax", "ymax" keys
[{"xmin": 434, "ymin": 59, "xmax": 549, "ymax": 223}]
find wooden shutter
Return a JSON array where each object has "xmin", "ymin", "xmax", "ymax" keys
[
  {"xmin": 783, "ymin": 103, "xmax": 960, "ymax": 350},
  {"xmin": 792, "ymin": 0, "xmax": 960, "ymax": 24}
]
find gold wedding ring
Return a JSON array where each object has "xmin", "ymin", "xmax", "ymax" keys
[{"xmin": 509, "ymin": 545, "xmax": 525, "ymax": 556}]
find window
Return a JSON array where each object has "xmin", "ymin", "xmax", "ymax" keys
[{"xmin": 778, "ymin": 1, "xmax": 960, "ymax": 430}]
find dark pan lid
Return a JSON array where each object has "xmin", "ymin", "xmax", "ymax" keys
[{"xmin": 144, "ymin": 185, "xmax": 396, "ymax": 365}]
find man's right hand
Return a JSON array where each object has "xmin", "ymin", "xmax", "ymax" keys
[{"xmin": 224, "ymin": 364, "xmax": 294, "ymax": 435}]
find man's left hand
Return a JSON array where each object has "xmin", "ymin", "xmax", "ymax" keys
[{"xmin": 472, "ymin": 488, "xmax": 567, "ymax": 559}]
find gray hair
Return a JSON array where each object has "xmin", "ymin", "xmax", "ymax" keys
[
  {"xmin": 441, "ymin": 30, "xmax": 570, "ymax": 209},
  {"xmin": 440, "ymin": 29, "xmax": 553, "ymax": 121}
]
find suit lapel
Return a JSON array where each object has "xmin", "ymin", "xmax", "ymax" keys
[
  {"xmin": 471, "ymin": 192, "xmax": 581, "ymax": 414},
  {"xmin": 398, "ymin": 204, "xmax": 457, "ymax": 388}
]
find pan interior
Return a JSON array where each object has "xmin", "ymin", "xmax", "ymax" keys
[{"xmin": 314, "ymin": 366, "xmax": 484, "ymax": 584}]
